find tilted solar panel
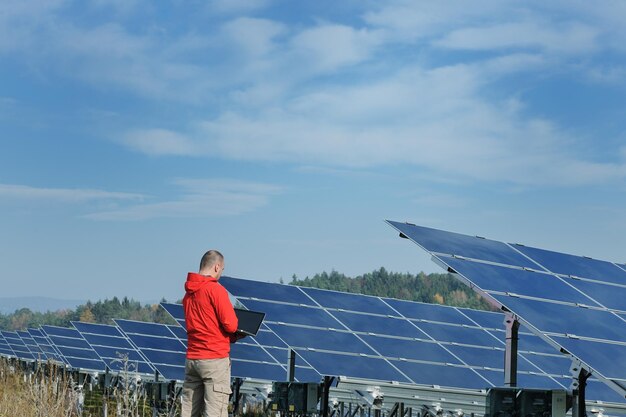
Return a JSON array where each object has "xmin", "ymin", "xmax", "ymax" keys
[
  {"xmin": 27, "ymin": 328, "xmax": 66, "ymax": 364},
  {"xmin": 220, "ymin": 277, "xmax": 573, "ymax": 391},
  {"xmin": 386, "ymin": 220, "xmax": 626, "ymax": 401},
  {"xmin": 0, "ymin": 333, "xmax": 15, "ymax": 358},
  {"xmin": 71, "ymin": 321, "xmax": 155, "ymax": 375},
  {"xmin": 1, "ymin": 330, "xmax": 35, "ymax": 361},
  {"xmin": 41, "ymin": 325, "xmax": 106, "ymax": 371}
]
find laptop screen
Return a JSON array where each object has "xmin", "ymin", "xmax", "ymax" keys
[{"xmin": 234, "ymin": 308, "xmax": 265, "ymax": 336}]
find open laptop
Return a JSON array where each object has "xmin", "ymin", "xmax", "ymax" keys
[{"xmin": 234, "ymin": 308, "xmax": 265, "ymax": 336}]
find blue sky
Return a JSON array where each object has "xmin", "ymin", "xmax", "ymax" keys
[{"xmin": 1, "ymin": 0, "xmax": 626, "ymax": 302}]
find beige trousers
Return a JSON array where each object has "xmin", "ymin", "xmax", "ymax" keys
[{"xmin": 181, "ymin": 357, "xmax": 232, "ymax": 417}]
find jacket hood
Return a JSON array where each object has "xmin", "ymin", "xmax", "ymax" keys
[{"xmin": 185, "ymin": 272, "xmax": 217, "ymax": 294}]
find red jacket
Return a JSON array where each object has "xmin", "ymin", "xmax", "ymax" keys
[{"xmin": 183, "ymin": 273, "xmax": 238, "ymax": 359}]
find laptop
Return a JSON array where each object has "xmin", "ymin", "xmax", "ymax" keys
[{"xmin": 234, "ymin": 308, "xmax": 265, "ymax": 336}]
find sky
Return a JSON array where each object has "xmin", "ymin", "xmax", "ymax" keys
[{"xmin": 1, "ymin": 0, "xmax": 626, "ymax": 303}]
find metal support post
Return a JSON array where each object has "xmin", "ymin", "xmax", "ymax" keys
[
  {"xmin": 320, "ymin": 376, "xmax": 334, "ymax": 417},
  {"xmin": 571, "ymin": 361, "xmax": 590, "ymax": 417},
  {"xmin": 287, "ymin": 349, "xmax": 296, "ymax": 382},
  {"xmin": 231, "ymin": 377, "xmax": 243, "ymax": 415},
  {"xmin": 503, "ymin": 313, "xmax": 519, "ymax": 387}
]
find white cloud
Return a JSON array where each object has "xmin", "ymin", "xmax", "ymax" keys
[
  {"xmin": 0, "ymin": 184, "xmax": 144, "ymax": 202},
  {"xmin": 122, "ymin": 129, "xmax": 197, "ymax": 156},
  {"xmin": 435, "ymin": 21, "xmax": 598, "ymax": 54},
  {"xmin": 85, "ymin": 178, "xmax": 283, "ymax": 221},
  {"xmin": 118, "ymin": 61, "xmax": 626, "ymax": 187},
  {"xmin": 207, "ymin": 0, "xmax": 271, "ymax": 15}
]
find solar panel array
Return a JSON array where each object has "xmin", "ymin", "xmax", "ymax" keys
[
  {"xmin": 215, "ymin": 277, "xmax": 626, "ymax": 404},
  {"xmin": 386, "ymin": 220, "xmax": 626, "ymax": 401},
  {"xmin": 1, "ymin": 275, "xmax": 624, "ymax": 407}
]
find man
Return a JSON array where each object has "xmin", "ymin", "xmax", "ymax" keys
[{"xmin": 182, "ymin": 250, "xmax": 241, "ymax": 417}]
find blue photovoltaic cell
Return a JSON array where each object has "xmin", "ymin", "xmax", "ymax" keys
[
  {"xmin": 160, "ymin": 303, "xmax": 184, "ymax": 321},
  {"xmin": 237, "ymin": 299, "xmax": 339, "ymax": 328},
  {"xmin": 360, "ymin": 334, "xmax": 459, "ymax": 364},
  {"xmin": 48, "ymin": 335, "xmax": 92, "ymax": 350},
  {"xmin": 331, "ymin": 310, "xmax": 427, "ymax": 338},
  {"xmin": 445, "ymin": 345, "xmax": 506, "ymax": 369},
  {"xmin": 292, "ymin": 366, "xmax": 322, "ymax": 383},
  {"xmin": 251, "ymin": 328, "xmax": 287, "ymax": 347},
  {"xmin": 296, "ymin": 349, "xmax": 411, "ymax": 383},
  {"xmin": 42, "ymin": 325, "xmax": 83, "ymax": 338},
  {"xmin": 262, "ymin": 347, "xmax": 310, "ymax": 368},
  {"xmin": 72, "ymin": 321, "xmax": 121, "ymax": 337},
  {"xmin": 56, "ymin": 346, "xmax": 102, "ymax": 361},
  {"xmin": 267, "ymin": 323, "xmax": 375, "ymax": 355},
  {"xmin": 586, "ymin": 380, "xmax": 626, "ymax": 403},
  {"xmin": 231, "ymin": 360, "xmax": 287, "ymax": 381},
  {"xmin": 490, "ymin": 295, "xmax": 626, "ymax": 343},
  {"xmin": 415, "ymin": 322, "xmax": 500, "ymax": 348},
  {"xmin": 230, "ymin": 343, "xmax": 277, "ymax": 363},
  {"xmin": 383, "ymin": 298, "xmax": 474, "ymax": 326},
  {"xmin": 129, "ymin": 334, "xmax": 186, "ymax": 352},
  {"xmin": 140, "ymin": 349, "xmax": 185, "ymax": 366},
  {"xmin": 221, "ymin": 276, "xmax": 316, "ymax": 306},
  {"xmin": 442, "ymin": 257, "xmax": 593, "ymax": 305},
  {"xmin": 154, "ymin": 364, "xmax": 185, "ymax": 381},
  {"xmin": 458, "ymin": 309, "xmax": 505, "ymax": 330},
  {"xmin": 115, "ymin": 320, "xmax": 176, "ymax": 338},
  {"xmin": 387, "ymin": 220, "xmax": 537, "ymax": 269},
  {"xmin": 517, "ymin": 334, "xmax": 561, "ymax": 355},
  {"xmin": 513, "ymin": 244, "xmax": 626, "ymax": 286},
  {"xmin": 300, "ymin": 287, "xmax": 396, "ymax": 315},
  {"xmin": 392, "ymin": 360, "xmax": 491, "ymax": 389},
  {"xmin": 168, "ymin": 325, "xmax": 187, "ymax": 340},
  {"xmin": 520, "ymin": 353, "xmax": 571, "ymax": 377},
  {"xmin": 551, "ymin": 337, "xmax": 626, "ymax": 381},
  {"xmin": 80, "ymin": 333, "xmax": 132, "ymax": 349},
  {"xmin": 564, "ymin": 279, "xmax": 626, "ymax": 312}
]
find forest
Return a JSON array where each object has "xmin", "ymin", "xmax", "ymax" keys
[{"xmin": 0, "ymin": 268, "xmax": 491, "ymax": 331}]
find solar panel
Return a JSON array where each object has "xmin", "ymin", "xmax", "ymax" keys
[
  {"xmin": 386, "ymin": 220, "xmax": 626, "ymax": 400},
  {"xmin": 71, "ymin": 321, "xmax": 155, "ymax": 375},
  {"xmin": 27, "ymin": 328, "xmax": 66, "ymax": 364},
  {"xmin": 41, "ymin": 325, "xmax": 106, "ymax": 372},
  {"xmin": 1, "ymin": 330, "xmax": 35, "ymax": 361},
  {"xmin": 221, "ymin": 277, "xmax": 575, "ymax": 392},
  {"xmin": 16, "ymin": 330, "xmax": 47, "ymax": 361},
  {"xmin": 0, "ymin": 333, "xmax": 15, "ymax": 358},
  {"xmin": 114, "ymin": 319, "xmax": 186, "ymax": 381}
]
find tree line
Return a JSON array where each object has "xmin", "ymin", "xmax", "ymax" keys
[
  {"xmin": 0, "ymin": 297, "xmax": 176, "ymax": 331},
  {"xmin": 0, "ymin": 268, "xmax": 492, "ymax": 331},
  {"xmin": 289, "ymin": 268, "xmax": 492, "ymax": 310}
]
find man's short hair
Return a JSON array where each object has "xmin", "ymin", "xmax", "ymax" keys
[{"xmin": 199, "ymin": 250, "xmax": 224, "ymax": 271}]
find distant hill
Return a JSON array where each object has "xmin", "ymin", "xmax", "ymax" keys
[{"xmin": 0, "ymin": 297, "xmax": 86, "ymax": 314}]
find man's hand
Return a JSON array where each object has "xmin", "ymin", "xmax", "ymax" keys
[{"xmin": 230, "ymin": 332, "xmax": 247, "ymax": 343}]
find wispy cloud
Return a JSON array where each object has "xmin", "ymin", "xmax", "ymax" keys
[
  {"xmin": 0, "ymin": 183, "xmax": 144, "ymax": 202},
  {"xmin": 85, "ymin": 178, "xmax": 284, "ymax": 221}
]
